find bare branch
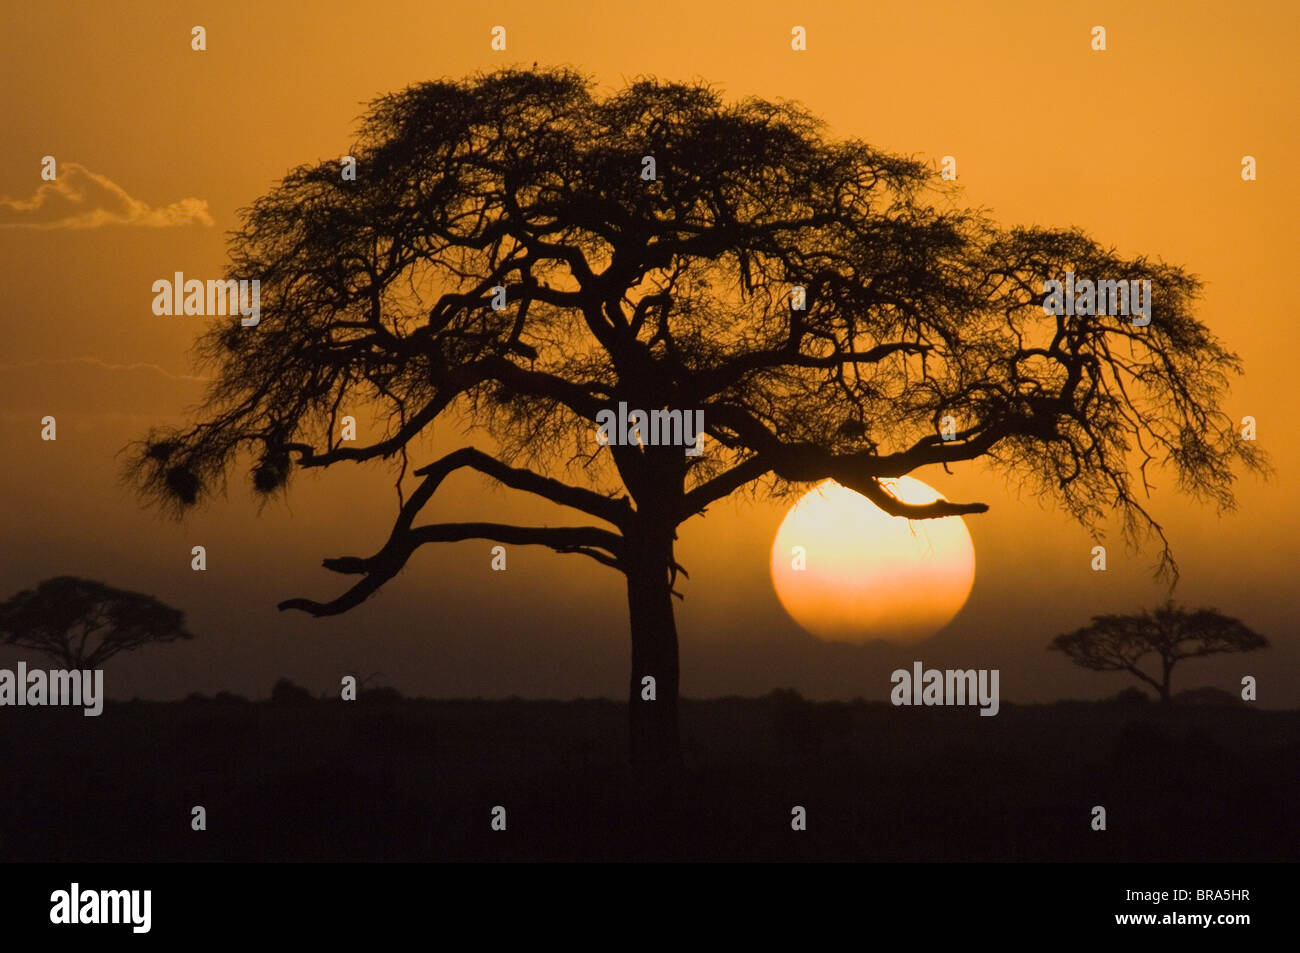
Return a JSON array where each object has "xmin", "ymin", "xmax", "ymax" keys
[{"xmin": 279, "ymin": 522, "xmax": 623, "ymax": 617}]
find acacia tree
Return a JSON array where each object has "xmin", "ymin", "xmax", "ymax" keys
[
  {"xmin": 1049, "ymin": 602, "xmax": 1268, "ymax": 703},
  {"xmin": 0, "ymin": 576, "xmax": 194, "ymax": 669},
  {"xmin": 127, "ymin": 68, "xmax": 1264, "ymax": 767}
]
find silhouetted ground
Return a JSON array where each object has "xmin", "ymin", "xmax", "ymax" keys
[{"xmin": 1, "ymin": 693, "xmax": 1294, "ymax": 861}]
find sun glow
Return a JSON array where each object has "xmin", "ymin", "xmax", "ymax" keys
[{"xmin": 769, "ymin": 478, "xmax": 976, "ymax": 644}]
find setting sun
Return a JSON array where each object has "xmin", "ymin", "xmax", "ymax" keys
[{"xmin": 769, "ymin": 478, "xmax": 976, "ymax": 644}]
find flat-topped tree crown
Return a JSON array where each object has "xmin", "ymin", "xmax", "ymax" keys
[
  {"xmin": 1050, "ymin": 602, "xmax": 1269, "ymax": 703},
  {"xmin": 127, "ymin": 67, "xmax": 1265, "ymax": 766},
  {"xmin": 0, "ymin": 576, "xmax": 194, "ymax": 670}
]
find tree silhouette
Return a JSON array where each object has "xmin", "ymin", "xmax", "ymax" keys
[
  {"xmin": 1049, "ymin": 602, "xmax": 1268, "ymax": 703},
  {"xmin": 0, "ymin": 576, "xmax": 194, "ymax": 669},
  {"xmin": 126, "ymin": 68, "xmax": 1265, "ymax": 768}
]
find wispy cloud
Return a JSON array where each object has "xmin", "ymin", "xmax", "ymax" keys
[
  {"xmin": 0, "ymin": 163, "xmax": 213, "ymax": 229},
  {"xmin": 0, "ymin": 357, "xmax": 210, "ymax": 383}
]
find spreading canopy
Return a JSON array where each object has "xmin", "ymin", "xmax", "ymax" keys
[
  {"xmin": 1050, "ymin": 602, "xmax": 1269, "ymax": 701},
  {"xmin": 0, "ymin": 576, "xmax": 194, "ymax": 669},
  {"xmin": 126, "ymin": 68, "xmax": 1265, "ymax": 615}
]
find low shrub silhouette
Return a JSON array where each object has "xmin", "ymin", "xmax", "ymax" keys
[
  {"xmin": 1113, "ymin": 687, "xmax": 1152, "ymax": 708},
  {"xmin": 1173, "ymin": 686, "xmax": 1244, "ymax": 708},
  {"xmin": 270, "ymin": 678, "xmax": 315, "ymax": 705},
  {"xmin": 359, "ymin": 686, "xmax": 403, "ymax": 705}
]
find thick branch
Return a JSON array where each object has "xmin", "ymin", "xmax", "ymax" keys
[
  {"xmin": 413, "ymin": 447, "xmax": 633, "ymax": 529},
  {"xmin": 279, "ymin": 522, "xmax": 623, "ymax": 617}
]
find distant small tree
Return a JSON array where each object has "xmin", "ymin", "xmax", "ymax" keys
[
  {"xmin": 0, "ymin": 576, "xmax": 193, "ymax": 669},
  {"xmin": 1050, "ymin": 602, "xmax": 1268, "ymax": 703}
]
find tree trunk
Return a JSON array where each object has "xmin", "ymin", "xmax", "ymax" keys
[
  {"xmin": 1159, "ymin": 660, "xmax": 1173, "ymax": 704},
  {"xmin": 624, "ymin": 527, "xmax": 683, "ymax": 773}
]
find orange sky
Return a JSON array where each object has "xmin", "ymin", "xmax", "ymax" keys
[{"xmin": 1, "ymin": 0, "xmax": 1295, "ymax": 704}]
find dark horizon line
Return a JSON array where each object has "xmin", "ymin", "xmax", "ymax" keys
[{"xmin": 57, "ymin": 690, "xmax": 1289, "ymax": 711}]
